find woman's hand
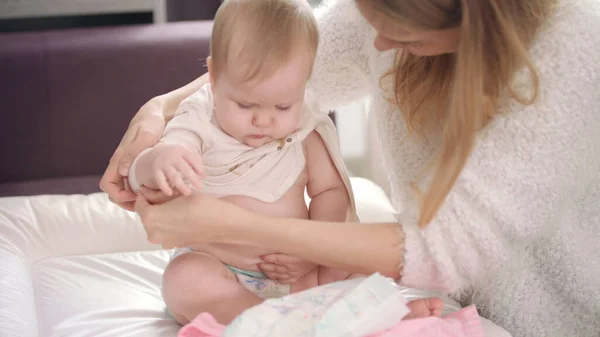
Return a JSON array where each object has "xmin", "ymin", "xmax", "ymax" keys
[
  {"xmin": 259, "ymin": 254, "xmax": 318, "ymax": 284},
  {"xmin": 135, "ymin": 193, "xmax": 403, "ymax": 278},
  {"xmin": 101, "ymin": 73, "xmax": 211, "ymax": 210},
  {"xmin": 134, "ymin": 193, "xmax": 257, "ymax": 249},
  {"xmin": 100, "ymin": 99, "xmax": 166, "ymax": 211},
  {"xmin": 139, "ymin": 186, "xmax": 181, "ymax": 204}
]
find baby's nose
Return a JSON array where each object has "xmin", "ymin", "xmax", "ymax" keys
[{"xmin": 253, "ymin": 111, "xmax": 272, "ymax": 127}]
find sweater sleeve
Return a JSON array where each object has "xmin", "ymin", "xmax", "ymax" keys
[
  {"xmin": 398, "ymin": 8, "xmax": 600, "ymax": 294},
  {"xmin": 309, "ymin": 0, "xmax": 372, "ymax": 111}
]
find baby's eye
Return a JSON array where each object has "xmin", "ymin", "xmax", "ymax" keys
[
  {"xmin": 276, "ymin": 105, "xmax": 291, "ymax": 111},
  {"xmin": 236, "ymin": 102, "xmax": 254, "ymax": 109}
]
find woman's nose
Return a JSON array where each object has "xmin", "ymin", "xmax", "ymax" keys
[
  {"xmin": 374, "ymin": 34, "xmax": 404, "ymax": 52},
  {"xmin": 252, "ymin": 111, "xmax": 272, "ymax": 127}
]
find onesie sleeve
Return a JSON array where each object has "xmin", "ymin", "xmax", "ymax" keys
[
  {"xmin": 160, "ymin": 84, "xmax": 214, "ymax": 154},
  {"xmin": 127, "ymin": 84, "xmax": 215, "ymax": 192}
]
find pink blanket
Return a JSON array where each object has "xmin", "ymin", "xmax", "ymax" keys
[{"xmin": 178, "ymin": 305, "xmax": 485, "ymax": 337}]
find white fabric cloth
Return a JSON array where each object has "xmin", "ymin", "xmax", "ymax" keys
[{"xmin": 311, "ymin": 0, "xmax": 600, "ymax": 336}]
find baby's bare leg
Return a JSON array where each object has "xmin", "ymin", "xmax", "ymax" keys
[{"xmin": 162, "ymin": 252, "xmax": 263, "ymax": 325}]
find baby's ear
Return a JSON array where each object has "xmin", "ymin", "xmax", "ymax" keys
[
  {"xmin": 206, "ymin": 56, "xmax": 213, "ymax": 73},
  {"xmin": 206, "ymin": 56, "xmax": 216, "ymax": 92}
]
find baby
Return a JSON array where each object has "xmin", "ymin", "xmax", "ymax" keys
[{"xmin": 128, "ymin": 0, "xmax": 442, "ymax": 326}]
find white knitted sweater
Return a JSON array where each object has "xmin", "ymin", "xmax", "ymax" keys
[{"xmin": 311, "ymin": 1, "xmax": 600, "ymax": 336}]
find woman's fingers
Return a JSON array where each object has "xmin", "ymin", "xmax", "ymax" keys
[
  {"xmin": 139, "ymin": 186, "xmax": 180, "ymax": 204},
  {"xmin": 262, "ymin": 271, "xmax": 280, "ymax": 280},
  {"xmin": 134, "ymin": 194, "xmax": 152, "ymax": 218},
  {"xmin": 134, "ymin": 195, "xmax": 169, "ymax": 246},
  {"xmin": 261, "ymin": 253, "xmax": 301, "ymax": 265},
  {"xmin": 261, "ymin": 270, "xmax": 295, "ymax": 284},
  {"xmin": 101, "ymin": 107, "xmax": 164, "ymax": 212},
  {"xmin": 259, "ymin": 263, "xmax": 288, "ymax": 274},
  {"xmin": 276, "ymin": 276, "xmax": 297, "ymax": 285},
  {"xmin": 100, "ymin": 148, "xmax": 137, "ymax": 205}
]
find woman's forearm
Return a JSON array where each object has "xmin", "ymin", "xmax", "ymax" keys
[
  {"xmin": 136, "ymin": 73, "xmax": 210, "ymax": 124},
  {"xmin": 160, "ymin": 73, "xmax": 211, "ymax": 122},
  {"xmin": 241, "ymin": 214, "xmax": 405, "ymax": 279}
]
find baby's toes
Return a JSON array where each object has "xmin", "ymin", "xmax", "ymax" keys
[{"xmin": 405, "ymin": 297, "xmax": 444, "ymax": 319}]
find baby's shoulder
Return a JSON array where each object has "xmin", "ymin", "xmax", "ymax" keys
[
  {"xmin": 301, "ymin": 130, "xmax": 328, "ymax": 160},
  {"xmin": 180, "ymin": 83, "xmax": 214, "ymax": 110},
  {"xmin": 174, "ymin": 83, "xmax": 215, "ymax": 122}
]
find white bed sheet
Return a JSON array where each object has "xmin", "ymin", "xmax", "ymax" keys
[{"xmin": 0, "ymin": 178, "xmax": 511, "ymax": 337}]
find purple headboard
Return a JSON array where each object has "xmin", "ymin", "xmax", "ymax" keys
[{"xmin": 0, "ymin": 21, "xmax": 213, "ymax": 196}]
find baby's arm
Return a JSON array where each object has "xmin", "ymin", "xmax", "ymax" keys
[
  {"xmin": 304, "ymin": 130, "xmax": 355, "ymax": 284},
  {"xmin": 129, "ymin": 141, "xmax": 204, "ymax": 196},
  {"xmin": 128, "ymin": 145, "xmax": 164, "ymax": 192},
  {"xmin": 304, "ymin": 131, "xmax": 349, "ymax": 222},
  {"xmin": 129, "ymin": 89, "xmax": 212, "ymax": 196},
  {"xmin": 258, "ymin": 132, "xmax": 349, "ymax": 283}
]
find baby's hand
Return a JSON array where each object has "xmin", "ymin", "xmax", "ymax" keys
[
  {"xmin": 152, "ymin": 144, "xmax": 205, "ymax": 196},
  {"xmin": 258, "ymin": 253, "xmax": 318, "ymax": 284}
]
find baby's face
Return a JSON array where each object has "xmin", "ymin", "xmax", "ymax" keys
[{"xmin": 211, "ymin": 52, "xmax": 312, "ymax": 148}]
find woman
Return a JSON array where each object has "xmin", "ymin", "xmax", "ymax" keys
[{"xmin": 101, "ymin": 0, "xmax": 600, "ymax": 336}]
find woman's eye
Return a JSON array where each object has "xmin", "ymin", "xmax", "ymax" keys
[
  {"xmin": 237, "ymin": 102, "xmax": 253, "ymax": 109},
  {"xmin": 276, "ymin": 106, "xmax": 291, "ymax": 111},
  {"xmin": 407, "ymin": 41, "xmax": 425, "ymax": 47}
]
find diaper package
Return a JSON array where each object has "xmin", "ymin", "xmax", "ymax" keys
[
  {"xmin": 222, "ymin": 273, "xmax": 411, "ymax": 337},
  {"xmin": 177, "ymin": 273, "xmax": 484, "ymax": 337}
]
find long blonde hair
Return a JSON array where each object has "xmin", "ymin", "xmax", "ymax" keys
[{"xmin": 361, "ymin": 0, "xmax": 556, "ymax": 227}]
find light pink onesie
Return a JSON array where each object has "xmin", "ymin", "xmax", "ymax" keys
[{"xmin": 129, "ymin": 83, "xmax": 325, "ymax": 203}]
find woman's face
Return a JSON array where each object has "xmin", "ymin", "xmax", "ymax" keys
[{"xmin": 356, "ymin": 1, "xmax": 461, "ymax": 56}]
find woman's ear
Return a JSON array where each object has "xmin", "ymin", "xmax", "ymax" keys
[{"xmin": 206, "ymin": 56, "xmax": 216, "ymax": 93}]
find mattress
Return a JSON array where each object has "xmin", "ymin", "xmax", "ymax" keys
[{"xmin": 0, "ymin": 178, "xmax": 511, "ymax": 337}]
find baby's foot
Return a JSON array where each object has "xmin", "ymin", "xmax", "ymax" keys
[{"xmin": 404, "ymin": 298, "xmax": 444, "ymax": 319}]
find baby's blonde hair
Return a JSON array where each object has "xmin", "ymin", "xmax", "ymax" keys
[
  {"xmin": 210, "ymin": 0, "xmax": 319, "ymax": 82},
  {"xmin": 359, "ymin": 0, "xmax": 557, "ymax": 228}
]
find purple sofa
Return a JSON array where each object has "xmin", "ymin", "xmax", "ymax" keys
[{"xmin": 0, "ymin": 21, "xmax": 213, "ymax": 197}]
